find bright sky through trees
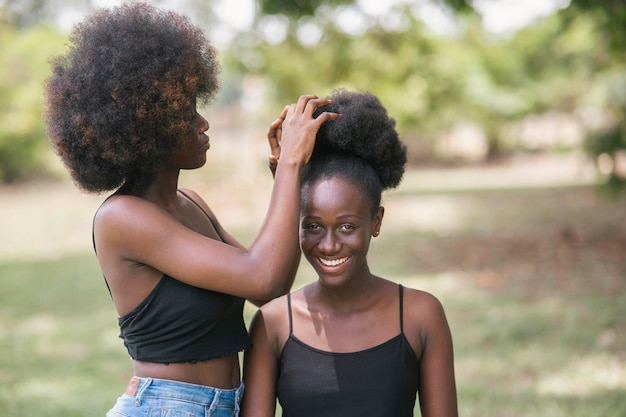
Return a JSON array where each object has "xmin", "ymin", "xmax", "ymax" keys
[{"xmin": 55, "ymin": 0, "xmax": 570, "ymax": 39}]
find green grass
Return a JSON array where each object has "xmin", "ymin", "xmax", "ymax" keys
[
  {"xmin": 0, "ymin": 255, "xmax": 128, "ymax": 415},
  {"xmin": 1, "ymin": 184, "xmax": 625, "ymax": 416}
]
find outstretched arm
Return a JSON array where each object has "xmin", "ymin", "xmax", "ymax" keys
[{"xmin": 249, "ymin": 107, "xmax": 302, "ymax": 307}]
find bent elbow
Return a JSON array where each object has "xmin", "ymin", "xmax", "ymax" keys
[
  {"xmin": 243, "ymin": 252, "xmax": 296, "ymax": 303},
  {"xmin": 255, "ymin": 281, "xmax": 285, "ymax": 304}
]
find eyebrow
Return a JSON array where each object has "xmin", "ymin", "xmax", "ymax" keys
[{"xmin": 302, "ymin": 214, "xmax": 363, "ymax": 221}]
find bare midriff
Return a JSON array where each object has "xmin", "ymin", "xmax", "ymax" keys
[{"xmin": 132, "ymin": 353, "xmax": 241, "ymax": 389}]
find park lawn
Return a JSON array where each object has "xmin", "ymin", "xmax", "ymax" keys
[{"xmin": 1, "ymin": 184, "xmax": 625, "ymax": 416}]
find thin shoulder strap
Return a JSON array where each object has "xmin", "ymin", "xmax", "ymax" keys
[
  {"xmin": 92, "ymin": 215, "xmax": 97, "ymax": 255},
  {"xmin": 287, "ymin": 293, "xmax": 294, "ymax": 335},
  {"xmin": 178, "ymin": 189, "xmax": 226, "ymax": 243},
  {"xmin": 92, "ymin": 201, "xmax": 113, "ymax": 298},
  {"xmin": 399, "ymin": 284, "xmax": 404, "ymax": 334},
  {"xmin": 91, "ymin": 194, "xmax": 114, "ymax": 256}
]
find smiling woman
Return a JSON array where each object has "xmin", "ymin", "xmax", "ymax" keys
[
  {"xmin": 241, "ymin": 89, "xmax": 459, "ymax": 417},
  {"xmin": 299, "ymin": 161, "xmax": 384, "ymax": 289}
]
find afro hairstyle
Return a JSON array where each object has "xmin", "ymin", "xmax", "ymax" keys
[{"xmin": 44, "ymin": 2, "xmax": 220, "ymax": 193}]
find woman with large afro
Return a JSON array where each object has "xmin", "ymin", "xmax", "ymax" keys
[
  {"xmin": 44, "ymin": 2, "xmax": 337, "ymax": 416},
  {"xmin": 241, "ymin": 89, "xmax": 458, "ymax": 417}
]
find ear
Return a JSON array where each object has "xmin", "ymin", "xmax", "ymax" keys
[{"xmin": 372, "ymin": 206, "xmax": 384, "ymax": 237}]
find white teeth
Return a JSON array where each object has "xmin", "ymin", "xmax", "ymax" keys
[{"xmin": 319, "ymin": 257, "xmax": 348, "ymax": 267}]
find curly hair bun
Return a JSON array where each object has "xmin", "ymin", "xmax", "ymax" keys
[{"xmin": 313, "ymin": 89, "xmax": 407, "ymax": 190}]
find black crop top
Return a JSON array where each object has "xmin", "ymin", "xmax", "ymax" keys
[
  {"xmin": 276, "ymin": 285, "xmax": 419, "ymax": 417},
  {"xmin": 95, "ymin": 190, "xmax": 251, "ymax": 363},
  {"xmin": 118, "ymin": 273, "xmax": 251, "ymax": 363}
]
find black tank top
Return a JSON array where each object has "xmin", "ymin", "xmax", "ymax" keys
[
  {"xmin": 276, "ymin": 285, "xmax": 419, "ymax": 417},
  {"xmin": 117, "ymin": 273, "xmax": 251, "ymax": 363},
  {"xmin": 95, "ymin": 190, "xmax": 251, "ymax": 363}
]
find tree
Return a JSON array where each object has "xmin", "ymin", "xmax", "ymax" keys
[
  {"xmin": 562, "ymin": 0, "xmax": 626, "ymax": 193},
  {"xmin": 0, "ymin": 0, "xmax": 223, "ymax": 184},
  {"xmin": 232, "ymin": 0, "xmax": 625, "ymax": 192},
  {"xmin": 0, "ymin": 23, "xmax": 67, "ymax": 182},
  {"xmin": 229, "ymin": 2, "xmax": 611, "ymax": 155}
]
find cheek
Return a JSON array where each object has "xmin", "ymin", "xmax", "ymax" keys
[
  {"xmin": 349, "ymin": 233, "xmax": 371, "ymax": 252},
  {"xmin": 299, "ymin": 233, "xmax": 315, "ymax": 251}
]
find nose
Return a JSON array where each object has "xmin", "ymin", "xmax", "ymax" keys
[
  {"xmin": 198, "ymin": 113, "xmax": 209, "ymax": 133},
  {"xmin": 317, "ymin": 230, "xmax": 340, "ymax": 254}
]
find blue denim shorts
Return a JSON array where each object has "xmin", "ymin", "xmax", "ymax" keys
[{"xmin": 106, "ymin": 377, "xmax": 244, "ymax": 417}]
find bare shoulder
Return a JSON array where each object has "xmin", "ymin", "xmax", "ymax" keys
[
  {"xmin": 93, "ymin": 194, "xmax": 180, "ymax": 258},
  {"xmin": 94, "ymin": 195, "xmax": 145, "ymax": 236},
  {"xmin": 401, "ymin": 286, "xmax": 453, "ymax": 358},
  {"xmin": 178, "ymin": 187, "xmax": 237, "ymax": 245},
  {"xmin": 402, "ymin": 286, "xmax": 449, "ymax": 327},
  {"xmin": 250, "ymin": 292, "xmax": 292, "ymax": 349},
  {"xmin": 258, "ymin": 292, "xmax": 289, "ymax": 321},
  {"xmin": 178, "ymin": 187, "xmax": 210, "ymax": 209},
  {"xmin": 257, "ymin": 291, "xmax": 293, "ymax": 325},
  {"xmin": 178, "ymin": 187, "xmax": 201, "ymax": 199},
  {"xmin": 404, "ymin": 285, "xmax": 444, "ymax": 307},
  {"xmin": 95, "ymin": 194, "xmax": 156, "ymax": 224},
  {"xmin": 95, "ymin": 195, "xmax": 161, "ymax": 236}
]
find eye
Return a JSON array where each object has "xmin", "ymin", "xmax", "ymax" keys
[
  {"xmin": 303, "ymin": 223, "xmax": 322, "ymax": 233},
  {"xmin": 339, "ymin": 224, "xmax": 356, "ymax": 232}
]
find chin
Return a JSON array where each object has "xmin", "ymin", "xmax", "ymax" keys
[{"xmin": 317, "ymin": 273, "xmax": 349, "ymax": 288}]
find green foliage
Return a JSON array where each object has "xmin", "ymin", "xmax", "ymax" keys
[
  {"xmin": 0, "ymin": 24, "xmax": 67, "ymax": 183},
  {"xmin": 584, "ymin": 124, "xmax": 626, "ymax": 196},
  {"xmin": 257, "ymin": 0, "xmax": 474, "ymax": 18},
  {"xmin": 565, "ymin": 0, "xmax": 626, "ymax": 58},
  {"xmin": 226, "ymin": 1, "xmax": 626, "ymax": 192},
  {"xmin": 1, "ymin": 0, "xmax": 50, "ymax": 28},
  {"xmin": 258, "ymin": 0, "xmax": 352, "ymax": 17},
  {"xmin": 227, "ymin": 10, "xmax": 473, "ymax": 160},
  {"xmin": 563, "ymin": 0, "xmax": 626, "ymax": 194},
  {"xmin": 1, "ymin": 0, "xmax": 623, "ymax": 192},
  {"xmin": 227, "ymin": 6, "xmax": 614, "ymax": 159},
  {"xmin": 585, "ymin": 126, "xmax": 625, "ymax": 159}
]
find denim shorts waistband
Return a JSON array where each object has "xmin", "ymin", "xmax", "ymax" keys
[{"xmin": 126, "ymin": 376, "xmax": 244, "ymax": 406}]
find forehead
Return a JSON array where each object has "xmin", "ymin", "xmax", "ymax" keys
[{"xmin": 302, "ymin": 176, "xmax": 369, "ymax": 213}]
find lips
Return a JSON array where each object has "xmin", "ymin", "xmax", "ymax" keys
[{"xmin": 318, "ymin": 256, "xmax": 348, "ymax": 267}]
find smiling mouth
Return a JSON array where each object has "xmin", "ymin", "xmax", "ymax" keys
[{"xmin": 319, "ymin": 257, "xmax": 348, "ymax": 267}]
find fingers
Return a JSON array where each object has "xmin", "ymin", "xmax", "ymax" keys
[
  {"xmin": 267, "ymin": 123, "xmax": 280, "ymax": 154},
  {"xmin": 268, "ymin": 154, "xmax": 278, "ymax": 178},
  {"xmin": 268, "ymin": 105, "xmax": 288, "ymax": 135},
  {"xmin": 268, "ymin": 155, "xmax": 278, "ymax": 167},
  {"xmin": 304, "ymin": 98, "xmax": 332, "ymax": 117},
  {"xmin": 313, "ymin": 110, "xmax": 341, "ymax": 124},
  {"xmin": 281, "ymin": 94, "xmax": 339, "ymax": 135},
  {"xmin": 287, "ymin": 95, "xmax": 333, "ymax": 117},
  {"xmin": 291, "ymin": 95, "xmax": 319, "ymax": 115},
  {"xmin": 275, "ymin": 94, "xmax": 340, "ymax": 166},
  {"xmin": 267, "ymin": 105, "xmax": 289, "ymax": 153},
  {"xmin": 266, "ymin": 105, "xmax": 289, "ymax": 178}
]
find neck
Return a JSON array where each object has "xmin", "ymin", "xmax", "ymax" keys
[
  {"xmin": 136, "ymin": 168, "xmax": 181, "ymax": 211},
  {"xmin": 313, "ymin": 269, "xmax": 380, "ymax": 315}
]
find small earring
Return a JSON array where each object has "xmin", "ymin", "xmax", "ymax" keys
[{"xmin": 374, "ymin": 232, "xmax": 379, "ymax": 237}]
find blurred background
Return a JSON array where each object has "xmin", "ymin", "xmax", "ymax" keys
[{"xmin": 0, "ymin": 0, "xmax": 624, "ymax": 416}]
